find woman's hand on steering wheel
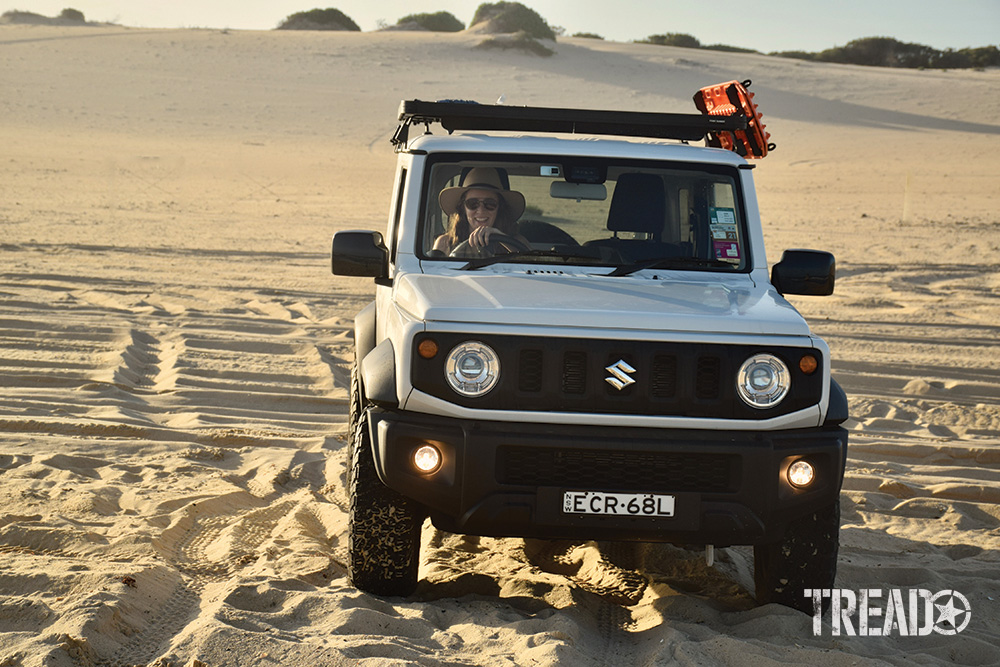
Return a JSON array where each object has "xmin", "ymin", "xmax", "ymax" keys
[
  {"xmin": 449, "ymin": 232, "xmax": 530, "ymax": 258},
  {"xmin": 467, "ymin": 225, "xmax": 501, "ymax": 249}
]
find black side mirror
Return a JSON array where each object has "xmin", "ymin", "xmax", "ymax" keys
[
  {"xmin": 331, "ymin": 230, "xmax": 389, "ymax": 279},
  {"xmin": 771, "ymin": 249, "xmax": 836, "ymax": 296}
]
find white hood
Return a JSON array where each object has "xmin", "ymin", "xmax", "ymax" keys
[{"xmin": 394, "ymin": 269, "xmax": 811, "ymax": 336}]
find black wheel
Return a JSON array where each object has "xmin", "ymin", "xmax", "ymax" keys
[
  {"xmin": 754, "ymin": 500, "xmax": 840, "ymax": 613},
  {"xmin": 348, "ymin": 410, "xmax": 422, "ymax": 596},
  {"xmin": 449, "ymin": 232, "xmax": 530, "ymax": 258}
]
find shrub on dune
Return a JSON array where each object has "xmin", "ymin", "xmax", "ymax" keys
[
  {"xmin": 639, "ymin": 33, "xmax": 701, "ymax": 48},
  {"xmin": 470, "ymin": 2, "xmax": 556, "ymax": 41},
  {"xmin": 0, "ymin": 10, "xmax": 47, "ymax": 24},
  {"xmin": 819, "ymin": 37, "xmax": 938, "ymax": 68},
  {"xmin": 1, "ymin": 9, "xmax": 87, "ymax": 24},
  {"xmin": 468, "ymin": 2, "xmax": 557, "ymax": 57},
  {"xmin": 395, "ymin": 11, "xmax": 463, "ymax": 32},
  {"xmin": 276, "ymin": 8, "xmax": 360, "ymax": 31},
  {"xmin": 59, "ymin": 8, "xmax": 85, "ymax": 22},
  {"xmin": 704, "ymin": 43, "xmax": 759, "ymax": 53},
  {"xmin": 772, "ymin": 36, "xmax": 1000, "ymax": 69}
]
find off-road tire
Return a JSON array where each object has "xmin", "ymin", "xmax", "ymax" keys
[
  {"xmin": 754, "ymin": 500, "xmax": 840, "ymax": 613},
  {"xmin": 346, "ymin": 359, "xmax": 362, "ymax": 489},
  {"xmin": 348, "ymin": 410, "xmax": 422, "ymax": 596}
]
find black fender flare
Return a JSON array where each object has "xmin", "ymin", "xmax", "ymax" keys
[
  {"xmin": 354, "ymin": 301, "xmax": 377, "ymax": 363},
  {"xmin": 825, "ymin": 377, "xmax": 850, "ymax": 488},
  {"xmin": 825, "ymin": 377, "xmax": 848, "ymax": 426},
  {"xmin": 354, "ymin": 301, "xmax": 397, "ymax": 408},
  {"xmin": 360, "ymin": 338, "xmax": 398, "ymax": 408}
]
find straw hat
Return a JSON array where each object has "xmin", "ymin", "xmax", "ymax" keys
[{"xmin": 439, "ymin": 167, "xmax": 526, "ymax": 219}]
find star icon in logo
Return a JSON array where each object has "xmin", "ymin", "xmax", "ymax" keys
[{"xmin": 932, "ymin": 590, "xmax": 972, "ymax": 635}]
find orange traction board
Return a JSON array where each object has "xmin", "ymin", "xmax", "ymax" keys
[{"xmin": 693, "ymin": 79, "xmax": 774, "ymax": 159}]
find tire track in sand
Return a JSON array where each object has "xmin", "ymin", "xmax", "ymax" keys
[{"xmin": 0, "ymin": 256, "xmax": 353, "ymax": 665}]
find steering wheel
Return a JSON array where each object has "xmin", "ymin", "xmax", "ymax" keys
[{"xmin": 449, "ymin": 233, "xmax": 531, "ymax": 259}]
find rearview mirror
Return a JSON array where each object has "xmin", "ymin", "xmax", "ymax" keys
[
  {"xmin": 771, "ymin": 249, "xmax": 835, "ymax": 296},
  {"xmin": 331, "ymin": 230, "xmax": 388, "ymax": 279},
  {"xmin": 550, "ymin": 181, "xmax": 607, "ymax": 201}
]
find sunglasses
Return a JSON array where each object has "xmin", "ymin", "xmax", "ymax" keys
[{"xmin": 463, "ymin": 198, "xmax": 499, "ymax": 211}]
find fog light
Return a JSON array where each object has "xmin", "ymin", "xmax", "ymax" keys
[
  {"xmin": 787, "ymin": 459, "xmax": 815, "ymax": 488},
  {"xmin": 413, "ymin": 444, "xmax": 441, "ymax": 474}
]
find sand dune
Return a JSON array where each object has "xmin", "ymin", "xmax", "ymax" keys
[{"xmin": 1, "ymin": 23, "xmax": 999, "ymax": 666}]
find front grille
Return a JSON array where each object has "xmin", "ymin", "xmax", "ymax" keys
[
  {"xmin": 651, "ymin": 354, "xmax": 677, "ymax": 398},
  {"xmin": 497, "ymin": 446, "xmax": 738, "ymax": 493},
  {"xmin": 561, "ymin": 351, "xmax": 587, "ymax": 394},
  {"xmin": 695, "ymin": 356, "xmax": 722, "ymax": 399},
  {"xmin": 412, "ymin": 334, "xmax": 823, "ymax": 420},
  {"xmin": 518, "ymin": 349, "xmax": 543, "ymax": 392}
]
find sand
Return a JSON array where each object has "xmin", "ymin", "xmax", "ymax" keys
[{"xmin": 1, "ymin": 22, "xmax": 999, "ymax": 666}]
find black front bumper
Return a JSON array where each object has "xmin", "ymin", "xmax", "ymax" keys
[{"xmin": 366, "ymin": 408, "xmax": 847, "ymax": 546}]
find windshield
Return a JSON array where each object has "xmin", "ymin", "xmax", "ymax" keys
[{"xmin": 418, "ymin": 154, "xmax": 749, "ymax": 272}]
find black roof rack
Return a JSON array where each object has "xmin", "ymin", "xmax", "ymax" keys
[{"xmin": 392, "ymin": 99, "xmax": 748, "ymax": 150}]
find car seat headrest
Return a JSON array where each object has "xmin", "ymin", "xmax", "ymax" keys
[{"xmin": 607, "ymin": 173, "xmax": 666, "ymax": 235}]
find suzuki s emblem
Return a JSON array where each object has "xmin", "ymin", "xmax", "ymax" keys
[{"xmin": 605, "ymin": 360, "xmax": 636, "ymax": 390}]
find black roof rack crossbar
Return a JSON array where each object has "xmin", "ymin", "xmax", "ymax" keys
[{"xmin": 393, "ymin": 99, "xmax": 748, "ymax": 149}]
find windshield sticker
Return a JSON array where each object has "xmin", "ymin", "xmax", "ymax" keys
[
  {"xmin": 714, "ymin": 241, "xmax": 741, "ymax": 261},
  {"xmin": 710, "ymin": 207, "xmax": 736, "ymax": 225},
  {"xmin": 710, "ymin": 208, "xmax": 741, "ymax": 262}
]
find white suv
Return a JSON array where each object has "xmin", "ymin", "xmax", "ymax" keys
[{"xmin": 332, "ymin": 85, "xmax": 848, "ymax": 612}]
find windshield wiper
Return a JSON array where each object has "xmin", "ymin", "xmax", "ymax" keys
[
  {"xmin": 459, "ymin": 249, "xmax": 605, "ymax": 271},
  {"xmin": 604, "ymin": 256, "xmax": 735, "ymax": 277}
]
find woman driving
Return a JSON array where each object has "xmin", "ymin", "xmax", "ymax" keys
[{"xmin": 433, "ymin": 167, "xmax": 528, "ymax": 256}]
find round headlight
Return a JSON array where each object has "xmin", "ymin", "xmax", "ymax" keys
[
  {"xmin": 737, "ymin": 354, "xmax": 790, "ymax": 408},
  {"xmin": 445, "ymin": 342, "xmax": 500, "ymax": 397}
]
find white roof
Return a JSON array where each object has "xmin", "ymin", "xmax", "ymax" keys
[{"xmin": 406, "ymin": 132, "xmax": 749, "ymax": 166}]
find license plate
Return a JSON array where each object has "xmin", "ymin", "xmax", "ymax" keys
[{"xmin": 563, "ymin": 490, "xmax": 675, "ymax": 517}]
